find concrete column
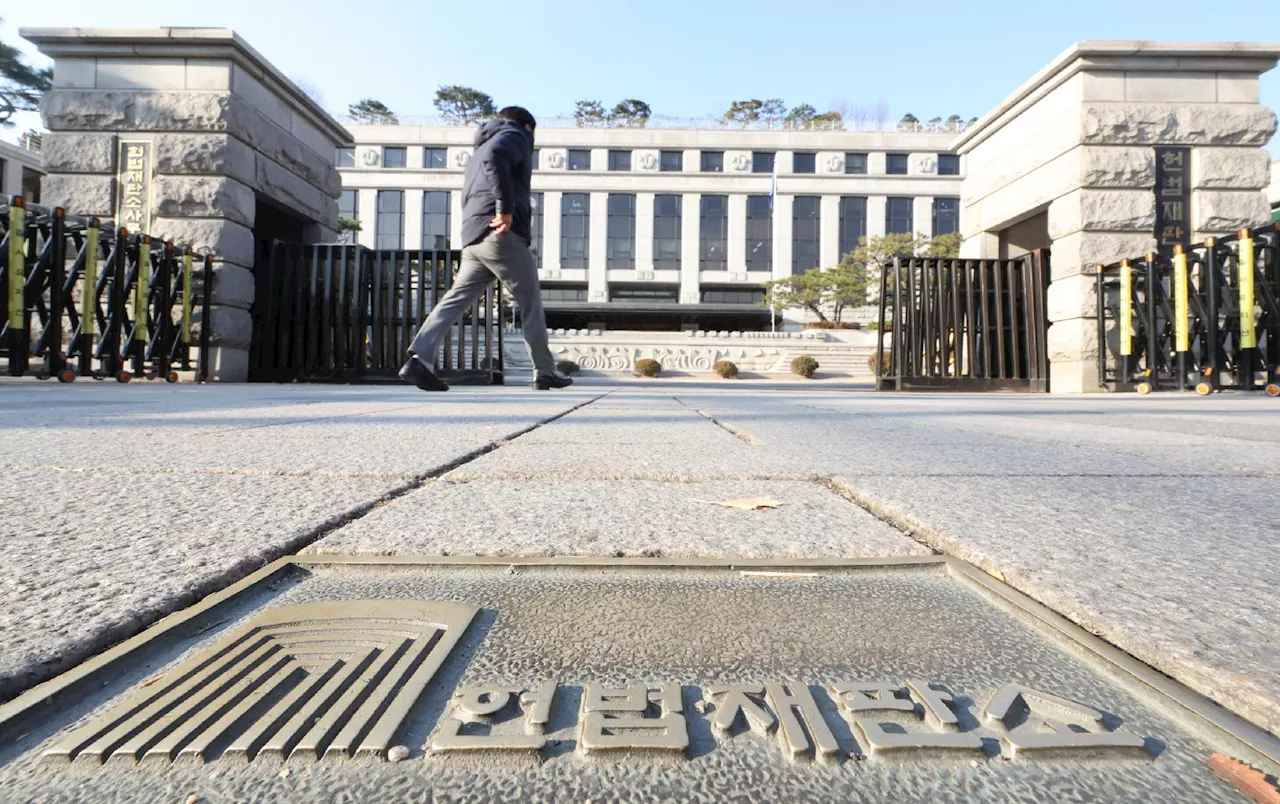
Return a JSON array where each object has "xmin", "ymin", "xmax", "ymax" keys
[
  {"xmin": 955, "ymin": 40, "xmax": 1280, "ymax": 392},
  {"xmin": 681, "ymin": 192, "xmax": 700, "ymax": 304},
  {"xmin": 25, "ymin": 27, "xmax": 352, "ymax": 382},
  {"xmin": 588, "ymin": 192, "xmax": 608, "ymax": 301},
  {"xmin": 914, "ymin": 195, "xmax": 934, "ymax": 238},
  {"xmin": 356, "ymin": 188, "xmax": 378, "ymax": 249},
  {"xmin": 542, "ymin": 190, "xmax": 562, "ymax": 272},
  {"xmin": 450, "ymin": 188, "xmax": 463, "ymax": 249},
  {"xmin": 403, "ymin": 190, "xmax": 424, "ymax": 250},
  {"xmin": 727, "ymin": 193, "xmax": 747, "ymax": 273},
  {"xmin": 866, "ymin": 196, "xmax": 887, "ymax": 238},
  {"xmin": 820, "ymin": 194, "xmax": 841, "ymax": 265},
  {"xmin": 772, "ymin": 194, "xmax": 793, "ymax": 280},
  {"xmin": 635, "ymin": 192, "xmax": 655, "ymax": 271}
]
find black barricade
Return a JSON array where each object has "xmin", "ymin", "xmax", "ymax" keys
[
  {"xmin": 1095, "ymin": 223, "xmax": 1279, "ymax": 395},
  {"xmin": 0, "ymin": 196, "xmax": 213, "ymax": 383},
  {"xmin": 876, "ymin": 252, "xmax": 1050, "ymax": 392},
  {"xmin": 248, "ymin": 243, "xmax": 504, "ymax": 385}
]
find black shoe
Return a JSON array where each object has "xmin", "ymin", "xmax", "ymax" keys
[
  {"xmin": 399, "ymin": 357, "xmax": 449, "ymax": 392},
  {"xmin": 532, "ymin": 373, "xmax": 573, "ymax": 390}
]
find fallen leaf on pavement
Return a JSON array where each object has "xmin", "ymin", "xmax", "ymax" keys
[{"xmin": 692, "ymin": 497, "xmax": 782, "ymax": 511}]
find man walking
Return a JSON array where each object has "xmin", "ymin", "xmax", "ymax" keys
[{"xmin": 399, "ymin": 106, "xmax": 570, "ymax": 392}]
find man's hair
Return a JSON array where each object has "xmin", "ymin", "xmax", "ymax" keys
[{"xmin": 498, "ymin": 106, "xmax": 537, "ymax": 130}]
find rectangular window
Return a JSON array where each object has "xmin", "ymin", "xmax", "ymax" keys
[
  {"xmin": 844, "ymin": 153, "xmax": 868, "ymax": 174},
  {"xmin": 375, "ymin": 190, "xmax": 404, "ymax": 249},
  {"xmin": 886, "ymin": 153, "xmax": 909, "ymax": 175},
  {"xmin": 338, "ymin": 189, "xmax": 358, "ymax": 243},
  {"xmin": 701, "ymin": 151, "xmax": 724, "ymax": 173},
  {"xmin": 933, "ymin": 196, "xmax": 960, "ymax": 236},
  {"xmin": 336, "ymin": 147, "xmax": 355, "ymax": 168},
  {"xmin": 383, "ymin": 147, "xmax": 407, "ymax": 169},
  {"xmin": 793, "ymin": 152, "xmax": 816, "ymax": 174},
  {"xmin": 423, "ymin": 147, "xmax": 447, "ymax": 169},
  {"xmin": 567, "ymin": 149, "xmax": 591, "ymax": 171},
  {"xmin": 608, "ymin": 150, "xmax": 632, "ymax": 171},
  {"xmin": 752, "ymin": 152, "xmax": 775, "ymax": 174},
  {"xmin": 746, "ymin": 195, "xmax": 773, "ymax": 271},
  {"xmin": 792, "ymin": 196, "xmax": 820, "ymax": 272},
  {"xmin": 560, "ymin": 193, "xmax": 590, "ymax": 269},
  {"xmin": 701, "ymin": 288, "xmax": 765, "ymax": 305},
  {"xmin": 887, "ymin": 197, "xmax": 914, "ymax": 235},
  {"xmin": 530, "ymin": 192, "xmax": 544, "ymax": 267},
  {"xmin": 653, "ymin": 194, "xmax": 682, "ymax": 271},
  {"xmin": 606, "ymin": 194, "xmax": 637, "ymax": 269},
  {"xmin": 531, "ymin": 149, "xmax": 540, "ymax": 170},
  {"xmin": 541, "ymin": 285, "xmax": 588, "ymax": 303},
  {"xmin": 421, "ymin": 190, "xmax": 451, "ymax": 250},
  {"xmin": 660, "ymin": 150, "xmax": 683, "ymax": 172},
  {"xmin": 699, "ymin": 195, "xmax": 728, "ymax": 271},
  {"xmin": 612, "ymin": 286, "xmax": 679, "ymax": 304},
  {"xmin": 938, "ymin": 154, "xmax": 960, "ymax": 175},
  {"xmin": 838, "ymin": 196, "xmax": 867, "ymax": 258}
]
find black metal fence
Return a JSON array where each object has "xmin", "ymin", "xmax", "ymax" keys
[
  {"xmin": 249, "ymin": 244, "xmax": 504, "ymax": 384},
  {"xmin": 1095, "ymin": 223, "xmax": 1279, "ymax": 395},
  {"xmin": 1, "ymin": 196, "xmax": 212, "ymax": 382},
  {"xmin": 876, "ymin": 252, "xmax": 1050, "ymax": 392}
]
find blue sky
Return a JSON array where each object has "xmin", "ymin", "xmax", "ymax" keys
[{"xmin": 2, "ymin": 0, "xmax": 1277, "ymax": 154}]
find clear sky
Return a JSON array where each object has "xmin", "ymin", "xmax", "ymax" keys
[{"xmin": 2, "ymin": 0, "xmax": 1278, "ymax": 154}]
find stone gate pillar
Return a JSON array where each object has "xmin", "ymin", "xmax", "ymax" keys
[
  {"xmin": 21, "ymin": 28, "xmax": 353, "ymax": 381},
  {"xmin": 955, "ymin": 41, "xmax": 1279, "ymax": 393}
]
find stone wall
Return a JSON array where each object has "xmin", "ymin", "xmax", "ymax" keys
[
  {"xmin": 955, "ymin": 41, "xmax": 1280, "ymax": 392},
  {"xmin": 22, "ymin": 28, "xmax": 353, "ymax": 381}
]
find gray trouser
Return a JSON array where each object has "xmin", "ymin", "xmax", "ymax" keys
[{"xmin": 408, "ymin": 230, "xmax": 556, "ymax": 376}]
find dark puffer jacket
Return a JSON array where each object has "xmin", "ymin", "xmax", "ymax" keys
[{"xmin": 461, "ymin": 118, "xmax": 534, "ymax": 247}]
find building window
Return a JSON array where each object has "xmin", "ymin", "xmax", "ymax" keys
[
  {"xmin": 654, "ymin": 194, "xmax": 682, "ymax": 271},
  {"xmin": 383, "ymin": 147, "xmax": 407, "ymax": 169},
  {"xmin": 612, "ymin": 286, "xmax": 679, "ymax": 304},
  {"xmin": 608, "ymin": 150, "xmax": 632, "ymax": 171},
  {"xmin": 699, "ymin": 195, "xmax": 728, "ymax": 271},
  {"xmin": 752, "ymin": 152, "xmax": 775, "ymax": 174},
  {"xmin": 660, "ymin": 151, "xmax": 683, "ymax": 172},
  {"xmin": 886, "ymin": 153, "xmax": 909, "ymax": 175},
  {"xmin": 421, "ymin": 190, "xmax": 451, "ymax": 250},
  {"xmin": 701, "ymin": 151, "xmax": 724, "ymax": 173},
  {"xmin": 375, "ymin": 190, "xmax": 404, "ymax": 249},
  {"xmin": 702, "ymin": 288, "xmax": 765, "ymax": 305},
  {"xmin": 793, "ymin": 152, "xmax": 816, "ymax": 174},
  {"xmin": 542, "ymin": 285, "xmax": 588, "ymax": 303},
  {"xmin": 531, "ymin": 149, "xmax": 540, "ymax": 170},
  {"xmin": 746, "ymin": 195, "xmax": 772, "ymax": 271},
  {"xmin": 887, "ymin": 197, "xmax": 914, "ymax": 235},
  {"xmin": 422, "ymin": 147, "xmax": 447, "ymax": 169},
  {"xmin": 792, "ymin": 196, "xmax": 820, "ymax": 272},
  {"xmin": 338, "ymin": 189, "xmax": 358, "ymax": 243},
  {"xmin": 838, "ymin": 197, "xmax": 867, "ymax": 258},
  {"xmin": 530, "ymin": 192, "xmax": 544, "ymax": 267},
  {"xmin": 606, "ymin": 194, "xmax": 637, "ymax": 269},
  {"xmin": 933, "ymin": 197, "xmax": 960, "ymax": 236},
  {"xmin": 845, "ymin": 153, "xmax": 868, "ymax": 174},
  {"xmin": 560, "ymin": 193, "xmax": 590, "ymax": 269},
  {"xmin": 938, "ymin": 154, "xmax": 960, "ymax": 175},
  {"xmin": 336, "ymin": 147, "xmax": 355, "ymax": 168},
  {"xmin": 567, "ymin": 149, "xmax": 591, "ymax": 171}
]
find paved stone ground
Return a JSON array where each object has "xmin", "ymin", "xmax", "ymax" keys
[{"xmin": 1, "ymin": 378, "xmax": 1277, "ymax": 748}]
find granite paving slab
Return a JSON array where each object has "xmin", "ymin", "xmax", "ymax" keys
[
  {"xmin": 305, "ymin": 479, "xmax": 931, "ymax": 558},
  {"xmin": 445, "ymin": 440, "xmax": 805, "ymax": 481},
  {"xmin": 832, "ymin": 472, "xmax": 1280, "ymax": 737}
]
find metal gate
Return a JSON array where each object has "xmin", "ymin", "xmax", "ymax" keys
[
  {"xmin": 875, "ymin": 252, "xmax": 1049, "ymax": 392},
  {"xmin": 249, "ymin": 243, "xmax": 504, "ymax": 384}
]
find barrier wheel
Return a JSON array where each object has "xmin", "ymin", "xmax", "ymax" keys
[
  {"xmin": 116, "ymin": 371, "xmax": 132, "ymax": 383},
  {"xmin": 58, "ymin": 369, "xmax": 77, "ymax": 383},
  {"xmin": 1266, "ymin": 383, "xmax": 1280, "ymax": 398},
  {"xmin": 166, "ymin": 371, "xmax": 179, "ymax": 383},
  {"xmin": 1195, "ymin": 382, "xmax": 1213, "ymax": 396},
  {"xmin": 1136, "ymin": 382, "xmax": 1152, "ymax": 395}
]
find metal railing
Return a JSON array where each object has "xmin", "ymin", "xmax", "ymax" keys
[
  {"xmin": 1, "ymin": 196, "xmax": 212, "ymax": 383},
  {"xmin": 249, "ymin": 244, "xmax": 504, "ymax": 384},
  {"xmin": 876, "ymin": 252, "xmax": 1050, "ymax": 392},
  {"xmin": 1095, "ymin": 223, "xmax": 1279, "ymax": 395}
]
